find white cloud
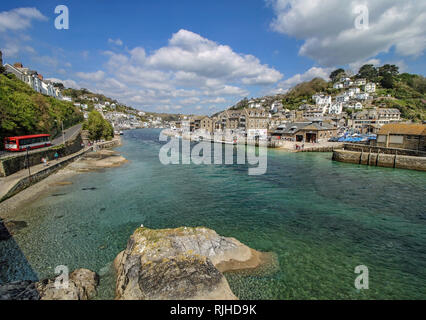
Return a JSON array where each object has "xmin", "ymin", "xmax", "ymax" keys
[
  {"xmin": 202, "ymin": 97, "xmax": 227, "ymax": 104},
  {"xmin": 76, "ymin": 70, "xmax": 106, "ymax": 81},
  {"xmin": 269, "ymin": 0, "xmax": 426, "ymax": 66},
  {"xmin": 0, "ymin": 7, "xmax": 47, "ymax": 32},
  {"xmin": 69, "ymin": 29, "xmax": 280, "ymax": 112},
  {"xmin": 180, "ymin": 97, "xmax": 200, "ymax": 105},
  {"xmin": 147, "ymin": 29, "xmax": 282, "ymax": 85},
  {"xmin": 46, "ymin": 78, "xmax": 80, "ymax": 89},
  {"xmin": 108, "ymin": 38, "xmax": 123, "ymax": 46}
]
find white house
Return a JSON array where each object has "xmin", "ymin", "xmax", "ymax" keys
[
  {"xmin": 348, "ymin": 87, "xmax": 361, "ymax": 96},
  {"xmin": 355, "ymin": 79, "xmax": 367, "ymax": 86},
  {"xmin": 346, "ymin": 102, "xmax": 363, "ymax": 110},
  {"xmin": 343, "ymin": 79, "xmax": 354, "ymax": 88},
  {"xmin": 356, "ymin": 93, "xmax": 369, "ymax": 100},
  {"xmin": 364, "ymin": 83, "xmax": 376, "ymax": 93},
  {"xmin": 270, "ymin": 100, "xmax": 283, "ymax": 113},
  {"xmin": 62, "ymin": 96, "xmax": 72, "ymax": 102},
  {"xmin": 248, "ymin": 100, "xmax": 262, "ymax": 109},
  {"xmin": 333, "ymin": 83, "xmax": 344, "ymax": 89},
  {"xmin": 329, "ymin": 102, "xmax": 343, "ymax": 115},
  {"xmin": 336, "ymin": 94, "xmax": 350, "ymax": 103}
]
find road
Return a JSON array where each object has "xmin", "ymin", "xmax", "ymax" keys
[
  {"xmin": 0, "ymin": 123, "xmax": 83, "ymax": 159},
  {"xmin": 52, "ymin": 123, "xmax": 82, "ymax": 146}
]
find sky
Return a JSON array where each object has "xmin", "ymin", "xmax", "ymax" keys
[{"xmin": 0, "ymin": 0, "xmax": 425, "ymax": 115}]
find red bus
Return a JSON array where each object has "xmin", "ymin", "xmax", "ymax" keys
[{"xmin": 4, "ymin": 134, "xmax": 52, "ymax": 152}]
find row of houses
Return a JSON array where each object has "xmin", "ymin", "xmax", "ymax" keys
[
  {"xmin": 170, "ymin": 103, "xmax": 403, "ymax": 143},
  {"xmin": 3, "ymin": 61, "xmax": 63, "ymax": 100}
]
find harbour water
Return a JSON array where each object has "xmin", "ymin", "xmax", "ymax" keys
[{"xmin": 1, "ymin": 128, "xmax": 425, "ymax": 299}]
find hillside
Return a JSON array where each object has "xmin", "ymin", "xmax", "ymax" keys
[
  {"xmin": 227, "ymin": 68, "xmax": 426, "ymax": 121},
  {"xmin": 62, "ymin": 87, "xmax": 184, "ymax": 122},
  {"xmin": 0, "ymin": 73, "xmax": 84, "ymax": 149}
]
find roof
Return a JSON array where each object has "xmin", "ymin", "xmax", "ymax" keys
[
  {"xmin": 5, "ymin": 134, "xmax": 50, "ymax": 140},
  {"xmin": 378, "ymin": 123, "xmax": 426, "ymax": 136}
]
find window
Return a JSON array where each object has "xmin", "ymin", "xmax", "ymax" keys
[
  {"xmin": 377, "ymin": 135, "xmax": 386, "ymax": 143},
  {"xmin": 389, "ymin": 135, "xmax": 403, "ymax": 144}
]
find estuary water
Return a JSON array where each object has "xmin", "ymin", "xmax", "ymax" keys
[{"xmin": 1, "ymin": 128, "xmax": 425, "ymax": 299}]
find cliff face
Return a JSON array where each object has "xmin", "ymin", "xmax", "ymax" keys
[{"xmin": 114, "ymin": 227, "xmax": 271, "ymax": 300}]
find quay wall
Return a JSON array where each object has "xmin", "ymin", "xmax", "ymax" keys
[
  {"xmin": 343, "ymin": 144, "xmax": 426, "ymax": 157},
  {"xmin": 95, "ymin": 137, "xmax": 122, "ymax": 150},
  {"xmin": 0, "ymin": 134, "xmax": 84, "ymax": 177},
  {"xmin": 0, "ymin": 147, "xmax": 93, "ymax": 202},
  {"xmin": 332, "ymin": 149, "xmax": 426, "ymax": 171}
]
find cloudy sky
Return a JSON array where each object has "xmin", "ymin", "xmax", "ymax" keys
[{"xmin": 0, "ymin": 0, "xmax": 425, "ymax": 114}]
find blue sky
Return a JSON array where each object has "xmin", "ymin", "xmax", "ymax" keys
[{"xmin": 1, "ymin": 0, "xmax": 425, "ymax": 114}]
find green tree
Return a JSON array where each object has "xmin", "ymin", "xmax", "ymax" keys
[
  {"xmin": 378, "ymin": 64, "xmax": 399, "ymax": 77},
  {"xmin": 381, "ymin": 73, "xmax": 394, "ymax": 89},
  {"xmin": 358, "ymin": 64, "xmax": 378, "ymax": 81},
  {"xmin": 329, "ymin": 68, "xmax": 345, "ymax": 82},
  {"xmin": 83, "ymin": 110, "xmax": 113, "ymax": 141}
]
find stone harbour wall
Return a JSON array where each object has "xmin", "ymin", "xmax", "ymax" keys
[
  {"xmin": 0, "ymin": 134, "xmax": 84, "ymax": 177},
  {"xmin": 332, "ymin": 149, "xmax": 426, "ymax": 171}
]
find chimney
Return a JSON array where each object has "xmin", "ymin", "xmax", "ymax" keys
[
  {"xmin": 38, "ymin": 74, "xmax": 43, "ymax": 81},
  {"xmin": 13, "ymin": 62, "xmax": 23, "ymax": 68}
]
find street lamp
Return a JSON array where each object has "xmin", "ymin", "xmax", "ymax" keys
[{"xmin": 55, "ymin": 119, "xmax": 65, "ymax": 145}]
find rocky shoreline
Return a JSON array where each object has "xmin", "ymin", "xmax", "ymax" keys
[{"xmin": 0, "ymin": 226, "xmax": 277, "ymax": 300}]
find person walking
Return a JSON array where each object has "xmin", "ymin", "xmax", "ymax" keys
[{"xmin": 54, "ymin": 152, "xmax": 59, "ymax": 161}]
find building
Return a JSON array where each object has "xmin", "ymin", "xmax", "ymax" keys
[
  {"xmin": 272, "ymin": 122, "xmax": 337, "ymax": 143},
  {"xmin": 375, "ymin": 123, "xmax": 426, "ymax": 151},
  {"xmin": 244, "ymin": 108, "xmax": 268, "ymax": 130},
  {"xmin": 329, "ymin": 102, "xmax": 343, "ymax": 115},
  {"xmin": 355, "ymin": 79, "xmax": 367, "ymax": 86},
  {"xmin": 4, "ymin": 62, "xmax": 63, "ymax": 99},
  {"xmin": 333, "ymin": 83, "xmax": 344, "ymax": 89},
  {"xmin": 270, "ymin": 100, "xmax": 283, "ymax": 113},
  {"xmin": 336, "ymin": 94, "xmax": 350, "ymax": 103},
  {"xmin": 356, "ymin": 93, "xmax": 369, "ymax": 100},
  {"xmin": 364, "ymin": 83, "xmax": 376, "ymax": 93},
  {"xmin": 346, "ymin": 102, "xmax": 363, "ymax": 110},
  {"xmin": 349, "ymin": 108, "xmax": 401, "ymax": 134},
  {"xmin": 199, "ymin": 116, "xmax": 213, "ymax": 133}
]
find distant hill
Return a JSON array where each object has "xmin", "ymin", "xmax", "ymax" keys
[
  {"xmin": 62, "ymin": 87, "xmax": 184, "ymax": 122},
  {"xmin": 0, "ymin": 73, "xmax": 84, "ymax": 149}
]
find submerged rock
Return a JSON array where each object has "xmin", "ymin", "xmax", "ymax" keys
[
  {"xmin": 115, "ymin": 226, "xmax": 272, "ymax": 300},
  {"xmin": 0, "ymin": 268, "xmax": 99, "ymax": 300},
  {"xmin": 0, "ymin": 281, "xmax": 40, "ymax": 300}
]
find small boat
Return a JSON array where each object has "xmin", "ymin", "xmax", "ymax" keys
[{"xmin": 119, "ymin": 131, "xmax": 124, "ymax": 135}]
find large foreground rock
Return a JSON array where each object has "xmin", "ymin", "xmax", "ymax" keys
[
  {"xmin": 115, "ymin": 227, "xmax": 271, "ymax": 300},
  {"xmin": 0, "ymin": 269, "xmax": 99, "ymax": 300}
]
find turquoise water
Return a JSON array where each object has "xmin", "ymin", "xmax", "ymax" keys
[{"xmin": 1, "ymin": 128, "xmax": 425, "ymax": 299}]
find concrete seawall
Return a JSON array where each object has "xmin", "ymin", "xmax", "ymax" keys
[
  {"xmin": 0, "ymin": 148, "xmax": 93, "ymax": 202},
  {"xmin": 0, "ymin": 134, "xmax": 84, "ymax": 177},
  {"xmin": 332, "ymin": 149, "xmax": 426, "ymax": 171},
  {"xmin": 0, "ymin": 137, "xmax": 122, "ymax": 203}
]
